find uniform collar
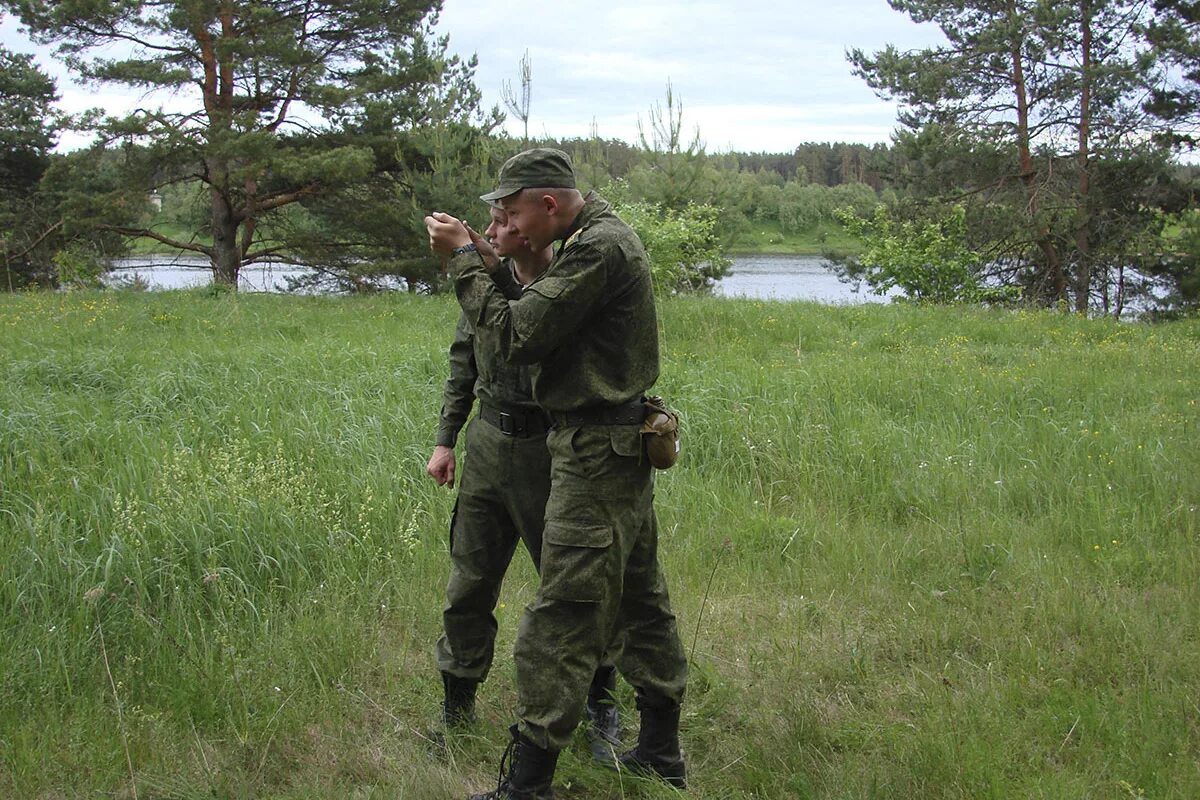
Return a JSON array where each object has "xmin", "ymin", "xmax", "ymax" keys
[{"xmin": 556, "ymin": 191, "xmax": 607, "ymax": 255}]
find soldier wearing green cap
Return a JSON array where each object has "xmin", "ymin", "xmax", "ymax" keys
[
  {"xmin": 427, "ymin": 204, "xmax": 621, "ymax": 756},
  {"xmin": 426, "ymin": 148, "xmax": 689, "ymax": 800}
]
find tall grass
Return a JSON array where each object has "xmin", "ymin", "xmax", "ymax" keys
[{"xmin": 1, "ymin": 290, "xmax": 1197, "ymax": 798}]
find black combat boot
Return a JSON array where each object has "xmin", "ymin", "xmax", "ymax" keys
[
  {"xmin": 467, "ymin": 724, "xmax": 558, "ymax": 800},
  {"xmin": 442, "ymin": 672, "xmax": 478, "ymax": 727},
  {"xmin": 585, "ymin": 665, "xmax": 621, "ymax": 762},
  {"xmin": 616, "ymin": 703, "xmax": 686, "ymax": 788}
]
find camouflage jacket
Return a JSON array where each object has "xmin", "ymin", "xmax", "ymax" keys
[
  {"xmin": 435, "ymin": 260, "xmax": 539, "ymax": 447},
  {"xmin": 450, "ymin": 192, "xmax": 659, "ymax": 414}
]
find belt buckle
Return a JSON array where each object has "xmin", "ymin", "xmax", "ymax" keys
[{"xmin": 498, "ymin": 411, "xmax": 516, "ymax": 436}]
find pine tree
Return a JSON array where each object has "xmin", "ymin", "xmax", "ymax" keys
[{"xmin": 4, "ymin": 0, "xmax": 478, "ymax": 286}]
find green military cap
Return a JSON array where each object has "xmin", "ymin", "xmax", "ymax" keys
[{"xmin": 480, "ymin": 147, "xmax": 576, "ymax": 203}]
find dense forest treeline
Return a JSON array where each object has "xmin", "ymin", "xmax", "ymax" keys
[{"xmin": 539, "ymin": 137, "xmax": 895, "ymax": 189}]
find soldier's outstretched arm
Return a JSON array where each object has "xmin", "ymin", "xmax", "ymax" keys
[{"xmin": 452, "ymin": 238, "xmax": 612, "ymax": 364}]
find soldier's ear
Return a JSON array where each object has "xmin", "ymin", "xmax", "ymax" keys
[{"xmin": 539, "ymin": 192, "xmax": 559, "ymax": 215}]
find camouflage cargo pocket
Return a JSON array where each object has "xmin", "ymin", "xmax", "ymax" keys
[
  {"xmin": 609, "ymin": 425, "xmax": 642, "ymax": 458},
  {"xmin": 539, "ymin": 521, "xmax": 614, "ymax": 603}
]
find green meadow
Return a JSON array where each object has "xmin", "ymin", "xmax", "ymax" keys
[{"xmin": 1, "ymin": 290, "xmax": 1197, "ymax": 799}]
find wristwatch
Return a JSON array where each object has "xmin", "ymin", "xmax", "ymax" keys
[{"xmin": 452, "ymin": 243, "xmax": 477, "ymax": 256}]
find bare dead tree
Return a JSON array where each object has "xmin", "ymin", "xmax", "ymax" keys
[{"xmin": 501, "ymin": 49, "xmax": 532, "ymax": 145}]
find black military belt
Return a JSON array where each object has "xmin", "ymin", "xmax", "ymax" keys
[
  {"xmin": 548, "ymin": 400, "xmax": 647, "ymax": 428},
  {"xmin": 477, "ymin": 403, "xmax": 550, "ymax": 437}
]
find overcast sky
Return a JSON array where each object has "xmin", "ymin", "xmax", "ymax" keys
[
  {"xmin": 1, "ymin": 1, "xmax": 946, "ymax": 154},
  {"xmin": 435, "ymin": 0, "xmax": 946, "ymax": 152}
]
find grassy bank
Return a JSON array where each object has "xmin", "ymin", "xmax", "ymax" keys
[
  {"xmin": 1, "ymin": 290, "xmax": 1197, "ymax": 798},
  {"xmin": 728, "ymin": 220, "xmax": 862, "ymax": 256}
]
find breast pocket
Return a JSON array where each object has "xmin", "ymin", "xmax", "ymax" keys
[{"xmin": 526, "ymin": 276, "xmax": 569, "ymax": 300}]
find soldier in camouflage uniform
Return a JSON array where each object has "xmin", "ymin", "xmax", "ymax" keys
[
  {"xmin": 427, "ymin": 205, "xmax": 621, "ymax": 754},
  {"xmin": 427, "ymin": 148, "xmax": 689, "ymax": 799}
]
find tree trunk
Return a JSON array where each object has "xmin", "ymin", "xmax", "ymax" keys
[
  {"xmin": 1074, "ymin": 0, "xmax": 1094, "ymax": 314},
  {"xmin": 1102, "ymin": 265, "xmax": 1111, "ymax": 315},
  {"xmin": 4, "ymin": 245, "xmax": 13, "ymax": 293},
  {"xmin": 1114, "ymin": 263, "xmax": 1126, "ymax": 318},
  {"xmin": 1010, "ymin": 9, "xmax": 1064, "ymax": 305},
  {"xmin": 210, "ymin": 186, "xmax": 241, "ymax": 287},
  {"xmin": 198, "ymin": 6, "xmax": 241, "ymax": 288}
]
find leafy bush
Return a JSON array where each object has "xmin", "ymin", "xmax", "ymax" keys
[
  {"xmin": 836, "ymin": 204, "xmax": 1019, "ymax": 304},
  {"xmin": 778, "ymin": 182, "xmax": 833, "ymax": 232},
  {"xmin": 611, "ymin": 191, "xmax": 731, "ymax": 294},
  {"xmin": 52, "ymin": 244, "xmax": 108, "ymax": 289}
]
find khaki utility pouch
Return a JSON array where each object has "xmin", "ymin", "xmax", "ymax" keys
[{"xmin": 641, "ymin": 396, "xmax": 681, "ymax": 469}]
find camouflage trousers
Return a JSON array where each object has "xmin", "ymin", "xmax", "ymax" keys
[
  {"xmin": 435, "ymin": 416, "xmax": 552, "ymax": 680},
  {"xmin": 515, "ymin": 424, "xmax": 689, "ymax": 752}
]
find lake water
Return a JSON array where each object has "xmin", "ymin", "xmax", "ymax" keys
[
  {"xmin": 106, "ymin": 256, "xmax": 314, "ymax": 293},
  {"xmin": 717, "ymin": 254, "xmax": 890, "ymax": 303},
  {"xmin": 106, "ymin": 253, "xmax": 888, "ymax": 304}
]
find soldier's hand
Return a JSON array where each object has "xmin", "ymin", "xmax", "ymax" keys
[
  {"xmin": 426, "ymin": 445, "xmax": 456, "ymax": 487},
  {"xmin": 465, "ymin": 223, "xmax": 502, "ymax": 272},
  {"xmin": 425, "ymin": 212, "xmax": 471, "ymax": 255}
]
